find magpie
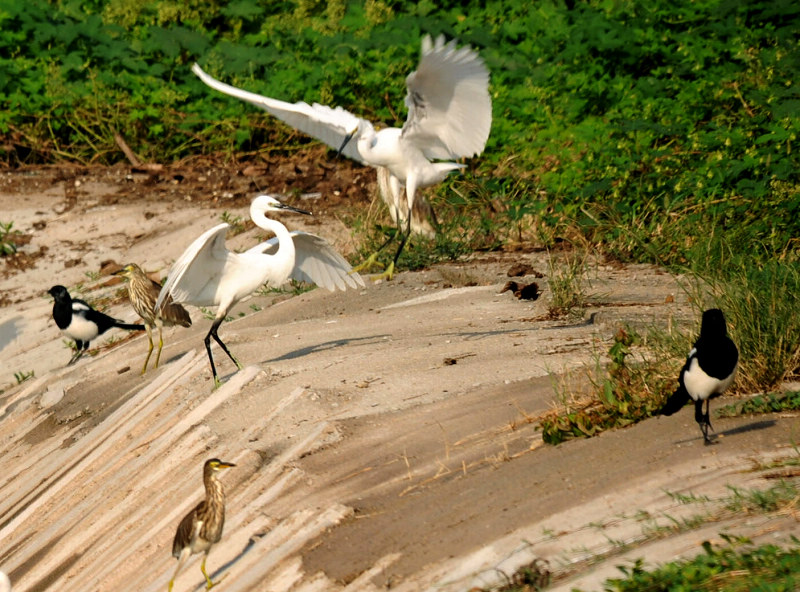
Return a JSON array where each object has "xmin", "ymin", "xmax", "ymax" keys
[
  {"xmin": 48, "ymin": 285, "xmax": 145, "ymax": 366},
  {"xmin": 660, "ymin": 308, "xmax": 739, "ymax": 445}
]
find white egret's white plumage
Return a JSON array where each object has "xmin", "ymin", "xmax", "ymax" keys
[
  {"xmin": 192, "ymin": 34, "xmax": 491, "ymax": 277},
  {"xmin": 0, "ymin": 570, "xmax": 10, "ymax": 592},
  {"xmin": 156, "ymin": 194, "xmax": 364, "ymax": 383}
]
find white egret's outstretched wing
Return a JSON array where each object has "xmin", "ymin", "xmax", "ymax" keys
[
  {"xmin": 402, "ymin": 35, "xmax": 492, "ymax": 161},
  {"xmin": 247, "ymin": 231, "xmax": 365, "ymax": 291},
  {"xmin": 192, "ymin": 63, "xmax": 369, "ymax": 164},
  {"xmin": 156, "ymin": 223, "xmax": 231, "ymax": 310}
]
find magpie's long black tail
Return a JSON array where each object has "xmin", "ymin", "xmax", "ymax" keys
[
  {"xmin": 114, "ymin": 322, "xmax": 146, "ymax": 332},
  {"xmin": 660, "ymin": 385, "xmax": 690, "ymax": 416}
]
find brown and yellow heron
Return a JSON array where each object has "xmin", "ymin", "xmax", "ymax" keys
[
  {"xmin": 168, "ymin": 458, "xmax": 236, "ymax": 591},
  {"xmin": 114, "ymin": 263, "xmax": 192, "ymax": 374}
]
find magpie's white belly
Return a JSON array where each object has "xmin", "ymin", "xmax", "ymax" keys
[
  {"xmin": 64, "ymin": 315, "xmax": 100, "ymax": 342},
  {"xmin": 683, "ymin": 357, "xmax": 735, "ymax": 401}
]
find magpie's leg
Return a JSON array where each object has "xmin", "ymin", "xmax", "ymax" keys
[
  {"xmin": 704, "ymin": 399, "xmax": 714, "ymax": 433},
  {"xmin": 68, "ymin": 341, "xmax": 85, "ymax": 366},
  {"xmin": 694, "ymin": 399, "xmax": 712, "ymax": 444}
]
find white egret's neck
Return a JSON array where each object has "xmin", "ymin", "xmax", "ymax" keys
[{"xmin": 252, "ymin": 207, "xmax": 296, "ymax": 279}]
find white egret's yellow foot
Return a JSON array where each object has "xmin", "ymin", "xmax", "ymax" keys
[
  {"xmin": 352, "ymin": 252, "xmax": 385, "ymax": 273},
  {"xmin": 370, "ymin": 261, "xmax": 396, "ymax": 281}
]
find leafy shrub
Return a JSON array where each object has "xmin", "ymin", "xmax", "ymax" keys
[
  {"xmin": 0, "ymin": 0, "xmax": 798, "ymax": 273},
  {"xmin": 717, "ymin": 390, "xmax": 800, "ymax": 418},
  {"xmin": 694, "ymin": 257, "xmax": 800, "ymax": 391},
  {"xmin": 602, "ymin": 538, "xmax": 800, "ymax": 592},
  {"xmin": 0, "ymin": 221, "xmax": 20, "ymax": 255},
  {"xmin": 540, "ymin": 328, "xmax": 673, "ymax": 445}
]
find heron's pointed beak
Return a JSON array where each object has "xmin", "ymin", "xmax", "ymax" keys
[
  {"xmin": 337, "ymin": 129, "xmax": 356, "ymax": 159},
  {"xmin": 278, "ymin": 203, "xmax": 312, "ymax": 216}
]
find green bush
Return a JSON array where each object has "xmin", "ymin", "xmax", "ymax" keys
[
  {"xmin": 540, "ymin": 327, "xmax": 674, "ymax": 445},
  {"xmin": 1, "ymin": 0, "xmax": 798, "ymax": 269},
  {"xmin": 602, "ymin": 538, "xmax": 800, "ymax": 592}
]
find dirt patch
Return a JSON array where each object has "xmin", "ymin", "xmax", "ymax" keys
[{"xmin": 0, "ymin": 159, "xmax": 797, "ymax": 592}]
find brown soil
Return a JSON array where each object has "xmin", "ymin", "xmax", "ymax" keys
[{"xmin": 0, "ymin": 157, "xmax": 797, "ymax": 592}]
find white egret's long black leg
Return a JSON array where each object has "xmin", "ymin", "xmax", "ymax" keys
[
  {"xmin": 352, "ymin": 232, "xmax": 395, "ymax": 275},
  {"xmin": 203, "ymin": 324, "xmax": 220, "ymax": 383},
  {"xmin": 378, "ymin": 216, "xmax": 412, "ymax": 281},
  {"xmin": 204, "ymin": 316, "xmax": 242, "ymax": 384}
]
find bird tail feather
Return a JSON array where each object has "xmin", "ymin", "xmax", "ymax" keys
[
  {"xmin": 114, "ymin": 322, "xmax": 146, "ymax": 332},
  {"xmin": 660, "ymin": 385, "xmax": 690, "ymax": 416}
]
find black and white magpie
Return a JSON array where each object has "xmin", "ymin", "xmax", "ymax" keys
[
  {"xmin": 48, "ymin": 285, "xmax": 144, "ymax": 366},
  {"xmin": 660, "ymin": 308, "xmax": 739, "ymax": 445}
]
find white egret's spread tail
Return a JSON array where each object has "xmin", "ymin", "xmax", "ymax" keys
[{"xmin": 192, "ymin": 34, "xmax": 491, "ymax": 278}]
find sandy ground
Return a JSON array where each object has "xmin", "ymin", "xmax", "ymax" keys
[{"xmin": 0, "ymin": 162, "xmax": 797, "ymax": 592}]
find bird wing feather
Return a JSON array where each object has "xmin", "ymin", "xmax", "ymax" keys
[
  {"xmin": 71, "ymin": 299, "xmax": 92, "ymax": 311},
  {"xmin": 247, "ymin": 231, "xmax": 365, "ymax": 291},
  {"xmin": 402, "ymin": 35, "xmax": 492, "ymax": 161},
  {"xmin": 192, "ymin": 63, "xmax": 369, "ymax": 164},
  {"xmin": 172, "ymin": 501, "xmax": 203, "ymax": 557},
  {"xmin": 157, "ymin": 223, "xmax": 231, "ymax": 311}
]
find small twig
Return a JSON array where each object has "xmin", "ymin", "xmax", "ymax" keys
[
  {"xmin": 113, "ymin": 131, "xmax": 164, "ymax": 173},
  {"xmin": 114, "ymin": 131, "xmax": 142, "ymax": 167},
  {"xmin": 731, "ymin": 81, "xmax": 755, "ymax": 118}
]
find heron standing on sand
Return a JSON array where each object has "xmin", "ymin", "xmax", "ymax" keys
[
  {"xmin": 114, "ymin": 263, "xmax": 192, "ymax": 374},
  {"xmin": 168, "ymin": 458, "xmax": 236, "ymax": 591}
]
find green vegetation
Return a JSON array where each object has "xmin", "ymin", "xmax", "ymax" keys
[
  {"xmin": 3, "ymin": 0, "xmax": 797, "ymax": 267},
  {"xmin": 717, "ymin": 390, "xmax": 800, "ymax": 418},
  {"xmin": 14, "ymin": 369, "xmax": 35, "ymax": 384},
  {"xmin": 545, "ymin": 249, "xmax": 589, "ymax": 318},
  {"xmin": 220, "ymin": 210, "xmax": 247, "ymax": 235},
  {"xmin": 0, "ymin": 221, "xmax": 21, "ymax": 255},
  {"xmin": 696, "ymin": 258, "xmax": 800, "ymax": 391},
  {"xmin": 602, "ymin": 537, "xmax": 800, "ymax": 592},
  {"xmin": 481, "ymin": 477, "xmax": 799, "ymax": 591},
  {"xmin": 540, "ymin": 327, "xmax": 675, "ymax": 444},
  {"xmin": 2, "ymin": 1, "xmax": 799, "ymax": 428}
]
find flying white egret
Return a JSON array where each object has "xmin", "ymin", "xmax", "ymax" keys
[
  {"xmin": 191, "ymin": 34, "xmax": 492, "ymax": 279},
  {"xmin": 155, "ymin": 194, "xmax": 365, "ymax": 385}
]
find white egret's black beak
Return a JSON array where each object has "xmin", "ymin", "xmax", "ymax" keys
[
  {"xmin": 337, "ymin": 130, "xmax": 356, "ymax": 158},
  {"xmin": 276, "ymin": 202, "xmax": 312, "ymax": 216}
]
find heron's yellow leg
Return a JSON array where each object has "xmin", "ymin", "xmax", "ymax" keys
[
  {"xmin": 154, "ymin": 325, "xmax": 164, "ymax": 368},
  {"xmin": 141, "ymin": 325, "xmax": 154, "ymax": 375}
]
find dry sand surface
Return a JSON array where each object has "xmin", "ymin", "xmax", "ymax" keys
[{"xmin": 0, "ymin": 162, "xmax": 798, "ymax": 592}]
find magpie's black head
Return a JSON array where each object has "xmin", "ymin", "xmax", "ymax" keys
[
  {"xmin": 700, "ymin": 308, "xmax": 727, "ymax": 338},
  {"xmin": 48, "ymin": 285, "xmax": 70, "ymax": 300}
]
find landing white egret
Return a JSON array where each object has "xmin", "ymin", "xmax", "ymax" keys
[
  {"xmin": 191, "ymin": 34, "xmax": 492, "ymax": 279},
  {"xmin": 155, "ymin": 195, "xmax": 365, "ymax": 385}
]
